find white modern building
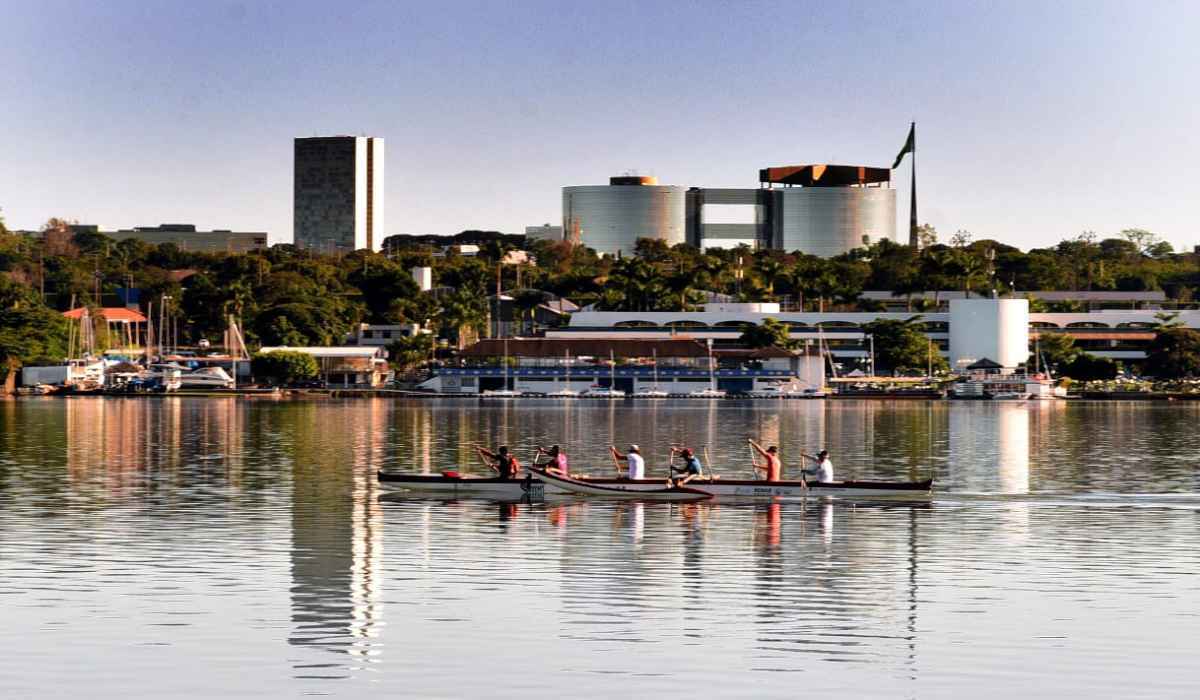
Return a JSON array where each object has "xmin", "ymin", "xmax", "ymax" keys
[
  {"xmin": 948, "ymin": 299, "xmax": 1030, "ymax": 370},
  {"xmin": 545, "ymin": 300, "xmax": 1200, "ymax": 368},
  {"xmin": 563, "ymin": 176, "xmax": 687, "ymax": 256},
  {"xmin": 294, "ymin": 136, "xmax": 385, "ymax": 252}
]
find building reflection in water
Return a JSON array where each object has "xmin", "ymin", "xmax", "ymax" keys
[
  {"xmin": 60, "ymin": 397, "xmax": 250, "ymax": 499},
  {"xmin": 289, "ymin": 400, "xmax": 385, "ymax": 674},
  {"xmin": 948, "ymin": 403, "xmax": 1031, "ymax": 494}
]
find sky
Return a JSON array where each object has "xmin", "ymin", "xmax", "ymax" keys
[{"xmin": 2, "ymin": 0, "xmax": 1198, "ymax": 251}]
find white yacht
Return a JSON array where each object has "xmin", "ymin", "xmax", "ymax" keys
[
  {"xmin": 687, "ymin": 387, "xmax": 726, "ymax": 399},
  {"xmin": 633, "ymin": 386, "xmax": 669, "ymax": 398},
  {"xmin": 179, "ymin": 366, "xmax": 235, "ymax": 390},
  {"xmin": 582, "ymin": 385, "xmax": 626, "ymax": 399}
]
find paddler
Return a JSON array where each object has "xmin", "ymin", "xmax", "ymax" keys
[
  {"xmin": 800, "ymin": 449, "xmax": 834, "ymax": 482},
  {"xmin": 667, "ymin": 446, "xmax": 704, "ymax": 486},
  {"xmin": 747, "ymin": 439, "xmax": 782, "ymax": 481},
  {"xmin": 535, "ymin": 444, "xmax": 570, "ymax": 477},
  {"xmin": 477, "ymin": 445, "xmax": 521, "ymax": 480},
  {"xmin": 610, "ymin": 444, "xmax": 645, "ymax": 480}
]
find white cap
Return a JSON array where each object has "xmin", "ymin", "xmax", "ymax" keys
[{"xmin": 629, "ymin": 444, "xmax": 640, "ymax": 452}]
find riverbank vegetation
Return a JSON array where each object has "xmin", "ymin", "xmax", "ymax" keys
[{"xmin": 4, "ymin": 211, "xmax": 1200, "ymax": 380}]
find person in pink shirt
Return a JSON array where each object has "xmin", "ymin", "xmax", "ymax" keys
[{"xmin": 535, "ymin": 445, "xmax": 570, "ymax": 477}]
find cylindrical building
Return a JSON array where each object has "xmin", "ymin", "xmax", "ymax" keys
[
  {"xmin": 776, "ymin": 187, "xmax": 897, "ymax": 257},
  {"xmin": 562, "ymin": 176, "xmax": 686, "ymax": 256},
  {"xmin": 949, "ymin": 298, "xmax": 1030, "ymax": 370}
]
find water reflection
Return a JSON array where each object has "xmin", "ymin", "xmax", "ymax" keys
[
  {"xmin": 288, "ymin": 401, "xmax": 385, "ymax": 673},
  {"xmin": 4, "ymin": 398, "xmax": 1200, "ymax": 697}
]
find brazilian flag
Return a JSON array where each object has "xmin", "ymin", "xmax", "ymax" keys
[{"xmin": 892, "ymin": 123, "xmax": 915, "ymax": 169}]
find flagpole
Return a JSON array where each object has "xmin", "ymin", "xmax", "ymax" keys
[{"xmin": 909, "ymin": 121, "xmax": 918, "ymax": 248}]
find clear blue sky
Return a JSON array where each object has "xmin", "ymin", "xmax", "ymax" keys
[{"xmin": 2, "ymin": 0, "xmax": 1197, "ymax": 250}]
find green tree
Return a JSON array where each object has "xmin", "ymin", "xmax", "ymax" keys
[
  {"xmin": 1034, "ymin": 332, "xmax": 1078, "ymax": 373},
  {"xmin": 1143, "ymin": 327, "xmax": 1200, "ymax": 378},
  {"xmin": 387, "ymin": 333, "xmax": 435, "ymax": 376},
  {"xmin": 1062, "ymin": 353, "xmax": 1120, "ymax": 381},
  {"xmin": 251, "ymin": 350, "xmax": 319, "ymax": 385},
  {"xmin": 860, "ymin": 316, "xmax": 949, "ymax": 375},
  {"xmin": 739, "ymin": 318, "xmax": 799, "ymax": 350},
  {"xmin": 0, "ymin": 277, "xmax": 70, "ymax": 392}
]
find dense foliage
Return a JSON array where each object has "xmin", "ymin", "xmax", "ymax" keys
[
  {"xmin": 1143, "ymin": 327, "xmax": 1200, "ymax": 378},
  {"xmin": 859, "ymin": 317, "xmax": 950, "ymax": 374},
  {"xmin": 2, "ymin": 212, "xmax": 1198, "ymax": 383},
  {"xmin": 0, "ymin": 275, "xmax": 69, "ymax": 388},
  {"xmin": 250, "ymin": 350, "xmax": 319, "ymax": 385}
]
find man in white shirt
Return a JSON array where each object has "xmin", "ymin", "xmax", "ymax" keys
[
  {"xmin": 610, "ymin": 444, "xmax": 645, "ymax": 480},
  {"xmin": 800, "ymin": 449, "xmax": 835, "ymax": 482}
]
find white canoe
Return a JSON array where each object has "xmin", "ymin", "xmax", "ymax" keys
[
  {"xmin": 539, "ymin": 473, "xmax": 933, "ymax": 500},
  {"xmin": 377, "ymin": 471, "xmax": 549, "ymax": 498}
]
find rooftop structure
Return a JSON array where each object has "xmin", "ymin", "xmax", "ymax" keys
[{"xmin": 759, "ymin": 164, "xmax": 891, "ymax": 187}]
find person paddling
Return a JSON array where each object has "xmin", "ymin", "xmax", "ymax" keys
[
  {"xmin": 800, "ymin": 449, "xmax": 834, "ymax": 483},
  {"xmin": 748, "ymin": 439, "xmax": 782, "ymax": 482},
  {"xmin": 610, "ymin": 445, "xmax": 645, "ymax": 480},
  {"xmin": 476, "ymin": 445, "xmax": 521, "ymax": 480},
  {"xmin": 667, "ymin": 446, "xmax": 704, "ymax": 486},
  {"xmin": 535, "ymin": 444, "xmax": 570, "ymax": 477}
]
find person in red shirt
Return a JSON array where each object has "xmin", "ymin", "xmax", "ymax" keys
[{"xmin": 748, "ymin": 439, "xmax": 782, "ymax": 482}]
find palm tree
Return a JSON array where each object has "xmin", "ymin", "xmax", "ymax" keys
[
  {"xmin": 753, "ymin": 256, "xmax": 785, "ymax": 299},
  {"xmin": 511, "ymin": 289, "xmax": 548, "ymax": 336},
  {"xmin": 1153, "ymin": 312, "xmax": 1184, "ymax": 331}
]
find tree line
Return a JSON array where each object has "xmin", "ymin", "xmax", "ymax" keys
[{"xmin": 3, "ymin": 211, "xmax": 1200, "ymax": 383}]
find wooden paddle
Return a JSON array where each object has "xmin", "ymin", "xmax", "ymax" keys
[
  {"xmin": 747, "ymin": 439, "xmax": 767, "ymax": 481},
  {"xmin": 609, "ymin": 446, "xmax": 623, "ymax": 476}
]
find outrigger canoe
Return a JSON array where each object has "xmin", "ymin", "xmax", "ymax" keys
[
  {"xmin": 527, "ymin": 467, "xmax": 714, "ymax": 502},
  {"xmin": 378, "ymin": 469, "xmax": 932, "ymax": 501},
  {"xmin": 531, "ymin": 468, "xmax": 932, "ymax": 500},
  {"xmin": 377, "ymin": 471, "xmax": 548, "ymax": 499}
]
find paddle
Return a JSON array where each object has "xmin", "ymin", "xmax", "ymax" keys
[
  {"xmin": 747, "ymin": 438, "xmax": 767, "ymax": 481},
  {"xmin": 476, "ymin": 445, "xmax": 498, "ymax": 475},
  {"xmin": 609, "ymin": 446, "xmax": 623, "ymax": 477}
]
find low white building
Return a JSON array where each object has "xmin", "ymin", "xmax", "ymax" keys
[{"xmin": 258, "ymin": 346, "xmax": 391, "ymax": 387}]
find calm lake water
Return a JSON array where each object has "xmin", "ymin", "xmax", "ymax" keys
[{"xmin": 2, "ymin": 397, "xmax": 1199, "ymax": 698}]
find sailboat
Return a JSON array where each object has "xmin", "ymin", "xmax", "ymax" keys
[
  {"xmin": 688, "ymin": 341, "xmax": 726, "ymax": 398},
  {"xmin": 547, "ymin": 348, "xmax": 579, "ymax": 398},
  {"xmin": 481, "ymin": 339, "xmax": 521, "ymax": 398},
  {"xmin": 582, "ymin": 349, "xmax": 625, "ymax": 398},
  {"xmin": 634, "ymin": 348, "xmax": 668, "ymax": 398}
]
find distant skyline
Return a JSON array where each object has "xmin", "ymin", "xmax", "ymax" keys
[{"xmin": 2, "ymin": 1, "xmax": 1198, "ymax": 251}]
